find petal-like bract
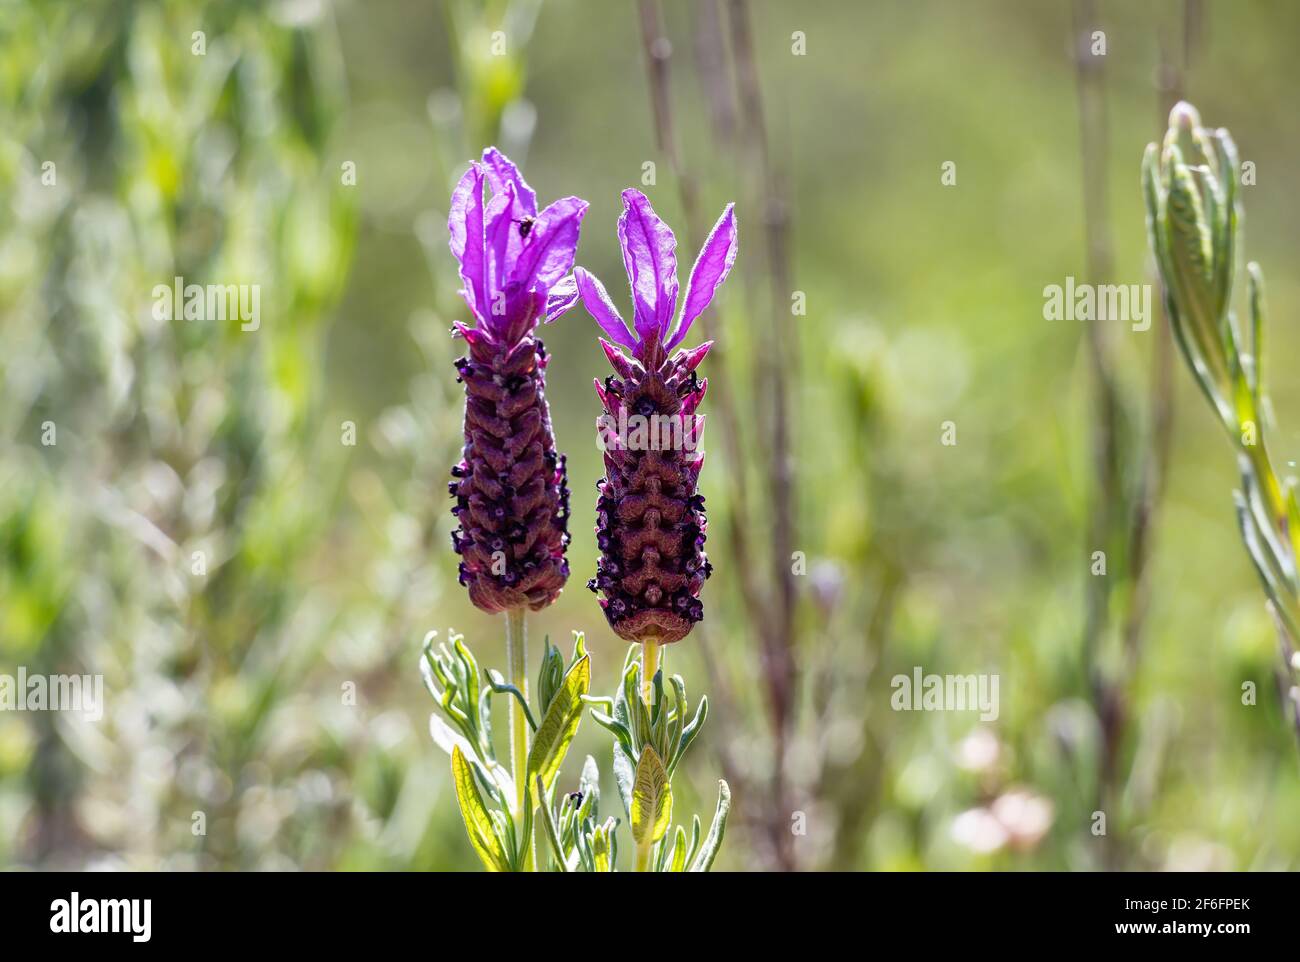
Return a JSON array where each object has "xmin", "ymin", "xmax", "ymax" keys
[
  {"xmin": 666, "ymin": 204, "xmax": 737, "ymax": 352},
  {"xmin": 448, "ymin": 164, "xmax": 488, "ymax": 321},
  {"xmin": 617, "ymin": 189, "xmax": 679, "ymax": 347},
  {"xmin": 513, "ymin": 197, "xmax": 589, "ymax": 292},
  {"xmin": 575, "ymin": 267, "xmax": 637, "ymax": 348}
]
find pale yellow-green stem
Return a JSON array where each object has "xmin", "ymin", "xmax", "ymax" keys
[
  {"xmin": 634, "ymin": 841, "xmax": 654, "ymax": 873},
  {"xmin": 635, "ymin": 639, "xmax": 660, "ymax": 872},
  {"xmin": 641, "ymin": 639, "xmax": 660, "ymax": 705},
  {"xmin": 505, "ymin": 608, "xmax": 535, "ymax": 871}
]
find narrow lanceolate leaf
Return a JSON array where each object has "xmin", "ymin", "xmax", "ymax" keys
[
  {"xmin": 591, "ymin": 818, "xmax": 617, "ymax": 872},
  {"xmin": 630, "ymin": 746, "xmax": 672, "ymax": 845},
  {"xmin": 668, "ymin": 825, "xmax": 689, "ymax": 872},
  {"xmin": 588, "ymin": 707, "xmax": 634, "ymax": 758},
  {"xmin": 486, "ymin": 668, "xmax": 540, "ymax": 731},
  {"xmin": 430, "ymin": 713, "xmax": 511, "ymax": 800},
  {"xmin": 1285, "ymin": 487, "xmax": 1300, "ymax": 578},
  {"xmin": 688, "ymin": 780, "xmax": 732, "ymax": 872},
  {"xmin": 535, "ymin": 776, "xmax": 571, "ymax": 873},
  {"xmin": 612, "ymin": 741, "xmax": 635, "ymax": 817},
  {"xmin": 687, "ymin": 815, "xmax": 702, "ymax": 866},
  {"xmin": 1247, "ymin": 263, "xmax": 1266, "ymax": 407},
  {"xmin": 451, "ymin": 746, "xmax": 511, "ymax": 872},
  {"xmin": 670, "ymin": 694, "xmax": 708, "ymax": 776},
  {"xmin": 579, "ymin": 754, "xmax": 601, "ymax": 813},
  {"xmin": 526, "ymin": 655, "xmax": 591, "ymax": 796},
  {"xmin": 429, "ymin": 712, "xmax": 473, "ymax": 760}
]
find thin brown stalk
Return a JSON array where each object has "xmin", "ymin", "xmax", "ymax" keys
[
  {"xmin": 1123, "ymin": 2, "xmax": 1199, "ymax": 677},
  {"xmin": 726, "ymin": 0, "xmax": 799, "ymax": 872},
  {"xmin": 691, "ymin": 0, "xmax": 736, "ymax": 146},
  {"xmin": 1071, "ymin": 0, "xmax": 1129, "ymax": 863},
  {"xmin": 1072, "ymin": 0, "xmax": 1197, "ymax": 867}
]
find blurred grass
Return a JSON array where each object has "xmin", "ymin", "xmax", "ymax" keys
[{"xmin": 3, "ymin": 0, "xmax": 1300, "ymax": 871}]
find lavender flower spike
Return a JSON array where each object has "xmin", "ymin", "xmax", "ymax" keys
[
  {"xmin": 448, "ymin": 148, "xmax": 589, "ymax": 613},
  {"xmin": 577, "ymin": 189, "xmax": 737, "ymax": 644}
]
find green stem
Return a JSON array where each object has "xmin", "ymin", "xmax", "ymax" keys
[
  {"xmin": 635, "ymin": 840, "xmax": 653, "ymax": 873},
  {"xmin": 636, "ymin": 640, "xmax": 660, "ymax": 873},
  {"xmin": 505, "ymin": 608, "xmax": 535, "ymax": 871},
  {"xmin": 641, "ymin": 639, "xmax": 660, "ymax": 705}
]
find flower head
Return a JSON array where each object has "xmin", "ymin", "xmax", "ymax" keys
[
  {"xmin": 577, "ymin": 191, "xmax": 737, "ymax": 644},
  {"xmin": 448, "ymin": 149, "xmax": 587, "ymax": 613}
]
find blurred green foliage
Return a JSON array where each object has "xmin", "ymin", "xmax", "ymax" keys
[{"xmin": 3, "ymin": 0, "xmax": 1300, "ymax": 871}]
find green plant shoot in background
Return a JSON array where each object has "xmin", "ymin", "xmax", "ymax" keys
[{"xmin": 1143, "ymin": 101, "xmax": 1300, "ymax": 747}]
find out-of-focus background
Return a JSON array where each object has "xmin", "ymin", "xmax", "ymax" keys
[{"xmin": 3, "ymin": 0, "xmax": 1300, "ymax": 871}]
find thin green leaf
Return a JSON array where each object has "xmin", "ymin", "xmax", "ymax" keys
[
  {"xmin": 453, "ymin": 636, "xmax": 481, "ymax": 719},
  {"xmin": 535, "ymin": 776, "xmax": 571, "ymax": 872},
  {"xmin": 429, "ymin": 712, "xmax": 473, "ymax": 760},
  {"xmin": 613, "ymin": 742, "xmax": 635, "ymax": 817},
  {"xmin": 670, "ymin": 695, "xmax": 708, "ymax": 776},
  {"xmin": 688, "ymin": 780, "xmax": 732, "ymax": 873},
  {"xmin": 451, "ymin": 746, "xmax": 511, "ymax": 872},
  {"xmin": 618, "ymin": 660, "xmax": 639, "ymax": 733},
  {"xmin": 632, "ymin": 671, "xmax": 653, "ymax": 748},
  {"xmin": 419, "ymin": 644, "xmax": 441, "ymax": 700},
  {"xmin": 668, "ymin": 824, "xmax": 688, "ymax": 872},
  {"xmin": 477, "ymin": 685, "xmax": 495, "ymax": 759},
  {"xmin": 591, "ymin": 819, "xmax": 615, "ymax": 872},
  {"xmin": 588, "ymin": 707, "xmax": 634, "ymax": 758},
  {"xmin": 568, "ymin": 631, "xmax": 587, "ymax": 670},
  {"xmin": 536, "ymin": 636, "xmax": 563, "ymax": 716},
  {"xmin": 668, "ymin": 676, "xmax": 687, "ymax": 761},
  {"xmin": 579, "ymin": 754, "xmax": 601, "ymax": 815},
  {"xmin": 514, "ymin": 791, "xmax": 534, "ymax": 870},
  {"xmin": 1247, "ymin": 262, "xmax": 1266, "ymax": 408},
  {"xmin": 526, "ymin": 654, "xmax": 591, "ymax": 796},
  {"xmin": 687, "ymin": 814, "xmax": 702, "ymax": 866},
  {"xmin": 431, "ymin": 713, "xmax": 512, "ymax": 797},
  {"xmin": 485, "ymin": 668, "xmax": 539, "ymax": 731},
  {"xmin": 1212, "ymin": 128, "xmax": 1239, "ymax": 323},
  {"xmin": 651, "ymin": 672, "xmax": 670, "ymax": 755}
]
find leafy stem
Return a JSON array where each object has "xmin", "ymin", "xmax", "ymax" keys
[
  {"xmin": 504, "ymin": 607, "xmax": 535, "ymax": 870},
  {"xmin": 427, "ymin": 629, "xmax": 595, "ymax": 870},
  {"xmin": 1144, "ymin": 102, "xmax": 1300, "ymax": 750}
]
